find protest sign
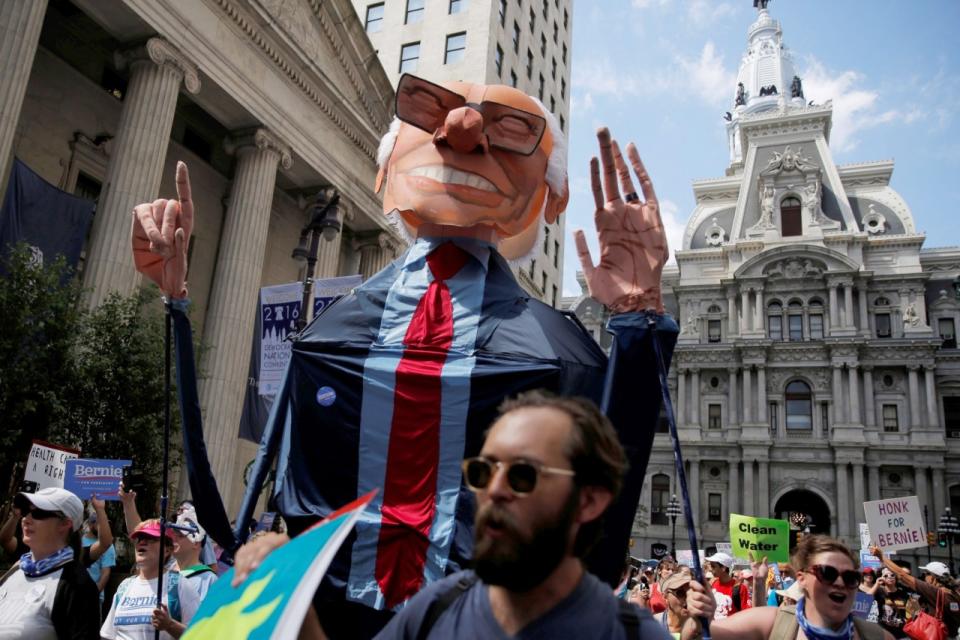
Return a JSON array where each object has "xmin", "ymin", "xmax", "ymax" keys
[
  {"xmin": 24, "ymin": 440, "xmax": 80, "ymax": 490},
  {"xmin": 184, "ymin": 491, "xmax": 374, "ymax": 640},
  {"xmin": 859, "ymin": 522, "xmax": 870, "ymax": 549},
  {"xmin": 851, "ymin": 592, "xmax": 874, "ymax": 619},
  {"xmin": 863, "ymin": 496, "xmax": 926, "ymax": 553},
  {"xmin": 63, "ymin": 459, "xmax": 131, "ymax": 500},
  {"xmin": 859, "ymin": 550, "xmax": 882, "ymax": 570},
  {"xmin": 258, "ymin": 283, "xmax": 303, "ymax": 397},
  {"xmin": 715, "ymin": 542, "xmax": 733, "ymax": 555},
  {"xmin": 729, "ymin": 513, "xmax": 790, "ymax": 562},
  {"xmin": 312, "ymin": 275, "xmax": 362, "ymax": 316},
  {"xmin": 676, "ymin": 549, "xmax": 705, "ymax": 568}
]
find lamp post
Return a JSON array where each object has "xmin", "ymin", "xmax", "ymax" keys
[
  {"xmin": 938, "ymin": 507, "xmax": 960, "ymax": 575},
  {"xmin": 291, "ymin": 189, "xmax": 341, "ymax": 332},
  {"xmin": 667, "ymin": 494, "xmax": 683, "ymax": 558}
]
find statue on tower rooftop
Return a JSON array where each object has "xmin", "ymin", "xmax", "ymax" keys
[{"xmin": 754, "ymin": 0, "xmax": 770, "ymax": 9}]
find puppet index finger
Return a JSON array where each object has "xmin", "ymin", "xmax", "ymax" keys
[
  {"xmin": 176, "ymin": 161, "xmax": 194, "ymax": 240},
  {"xmin": 597, "ymin": 128, "xmax": 619, "ymax": 202}
]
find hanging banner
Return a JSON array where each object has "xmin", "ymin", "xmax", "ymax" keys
[
  {"xmin": 311, "ymin": 275, "xmax": 362, "ymax": 317},
  {"xmin": 729, "ymin": 513, "xmax": 790, "ymax": 562},
  {"xmin": 863, "ymin": 496, "xmax": 926, "ymax": 553},
  {"xmin": 24, "ymin": 440, "xmax": 81, "ymax": 490},
  {"xmin": 258, "ymin": 282, "xmax": 303, "ymax": 397},
  {"xmin": 63, "ymin": 458, "xmax": 132, "ymax": 500}
]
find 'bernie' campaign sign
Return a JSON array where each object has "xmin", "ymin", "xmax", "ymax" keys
[{"xmin": 64, "ymin": 459, "xmax": 132, "ymax": 500}]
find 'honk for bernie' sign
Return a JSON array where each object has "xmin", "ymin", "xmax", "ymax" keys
[
  {"xmin": 863, "ymin": 495, "xmax": 926, "ymax": 553},
  {"xmin": 729, "ymin": 514, "xmax": 790, "ymax": 563}
]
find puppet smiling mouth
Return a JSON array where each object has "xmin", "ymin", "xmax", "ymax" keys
[{"xmin": 407, "ymin": 166, "xmax": 499, "ymax": 192}]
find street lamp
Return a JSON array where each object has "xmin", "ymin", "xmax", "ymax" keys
[
  {"xmin": 938, "ymin": 507, "xmax": 960, "ymax": 575},
  {"xmin": 291, "ymin": 189, "xmax": 341, "ymax": 332},
  {"xmin": 667, "ymin": 494, "xmax": 683, "ymax": 558}
]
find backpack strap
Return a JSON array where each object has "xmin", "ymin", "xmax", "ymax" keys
[
  {"xmin": 617, "ymin": 598, "xmax": 643, "ymax": 639},
  {"xmin": 852, "ymin": 616, "xmax": 886, "ymax": 640},
  {"xmin": 772, "ymin": 605, "xmax": 799, "ymax": 639},
  {"xmin": 414, "ymin": 573, "xmax": 479, "ymax": 640},
  {"xmin": 166, "ymin": 571, "xmax": 181, "ymax": 623}
]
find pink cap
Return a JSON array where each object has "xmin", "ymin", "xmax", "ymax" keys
[{"xmin": 130, "ymin": 520, "xmax": 175, "ymax": 541}]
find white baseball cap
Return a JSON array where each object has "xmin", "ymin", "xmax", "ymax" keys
[
  {"xmin": 919, "ymin": 561, "xmax": 950, "ymax": 578},
  {"xmin": 705, "ymin": 551, "xmax": 735, "ymax": 569},
  {"xmin": 15, "ymin": 488, "xmax": 84, "ymax": 532}
]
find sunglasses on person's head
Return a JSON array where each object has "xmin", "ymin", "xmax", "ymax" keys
[
  {"xmin": 461, "ymin": 456, "xmax": 575, "ymax": 496},
  {"xmin": 807, "ymin": 564, "xmax": 862, "ymax": 589},
  {"xmin": 395, "ymin": 74, "xmax": 548, "ymax": 156}
]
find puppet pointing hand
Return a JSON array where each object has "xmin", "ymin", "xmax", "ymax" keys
[{"xmin": 132, "ymin": 74, "xmax": 676, "ymax": 635}]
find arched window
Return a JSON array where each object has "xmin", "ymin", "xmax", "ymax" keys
[
  {"xmin": 781, "ymin": 196, "xmax": 802, "ymax": 236},
  {"xmin": 768, "ymin": 301, "xmax": 783, "ymax": 340},
  {"xmin": 651, "ymin": 473, "xmax": 670, "ymax": 525},
  {"xmin": 785, "ymin": 380, "xmax": 813, "ymax": 430},
  {"xmin": 707, "ymin": 304, "xmax": 722, "ymax": 314}
]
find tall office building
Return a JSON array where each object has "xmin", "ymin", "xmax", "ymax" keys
[{"xmin": 352, "ymin": 0, "xmax": 573, "ymax": 305}]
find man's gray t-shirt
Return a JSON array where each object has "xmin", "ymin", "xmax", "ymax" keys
[{"xmin": 376, "ymin": 570, "xmax": 673, "ymax": 639}]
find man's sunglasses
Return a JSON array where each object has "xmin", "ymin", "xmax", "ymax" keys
[
  {"xmin": 461, "ymin": 457, "xmax": 575, "ymax": 496},
  {"xmin": 395, "ymin": 73, "xmax": 547, "ymax": 156},
  {"xmin": 807, "ymin": 564, "xmax": 862, "ymax": 589}
]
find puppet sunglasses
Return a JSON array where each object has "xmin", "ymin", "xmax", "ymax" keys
[
  {"xmin": 461, "ymin": 457, "xmax": 575, "ymax": 496},
  {"xmin": 395, "ymin": 73, "xmax": 547, "ymax": 156},
  {"xmin": 807, "ymin": 564, "xmax": 862, "ymax": 589}
]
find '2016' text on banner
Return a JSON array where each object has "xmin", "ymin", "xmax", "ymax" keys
[
  {"xmin": 729, "ymin": 513, "xmax": 790, "ymax": 563},
  {"xmin": 863, "ymin": 495, "xmax": 927, "ymax": 553}
]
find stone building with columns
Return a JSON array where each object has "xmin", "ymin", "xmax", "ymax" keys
[
  {"xmin": 569, "ymin": 5, "xmax": 960, "ymax": 568},
  {"xmin": 1, "ymin": 0, "xmax": 403, "ymax": 514}
]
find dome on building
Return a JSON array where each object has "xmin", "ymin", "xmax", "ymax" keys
[{"xmin": 732, "ymin": 6, "xmax": 804, "ymax": 114}]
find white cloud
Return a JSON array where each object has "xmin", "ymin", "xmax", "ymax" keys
[
  {"xmin": 569, "ymin": 91, "xmax": 595, "ymax": 117},
  {"xmin": 659, "ymin": 199, "xmax": 685, "ymax": 266},
  {"xmin": 677, "ymin": 42, "xmax": 737, "ymax": 106},
  {"xmin": 632, "ymin": 0, "xmax": 672, "ymax": 8},
  {"xmin": 686, "ymin": 0, "xmax": 736, "ymax": 27}
]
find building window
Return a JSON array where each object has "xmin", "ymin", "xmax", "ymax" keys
[
  {"xmin": 537, "ymin": 73, "xmax": 544, "ymax": 98},
  {"xmin": 551, "ymin": 57, "xmax": 557, "ymax": 80},
  {"xmin": 405, "ymin": 0, "xmax": 424, "ymax": 24},
  {"xmin": 939, "ymin": 318, "xmax": 957, "ymax": 349},
  {"xmin": 399, "ymin": 42, "xmax": 420, "ymax": 73},
  {"xmin": 542, "ymin": 0, "xmax": 548, "ymax": 19},
  {"xmin": 821, "ymin": 402, "xmax": 829, "ymax": 432},
  {"xmin": 552, "ymin": 284, "xmax": 558, "ymax": 308},
  {"xmin": 499, "ymin": 0, "xmax": 506, "ymax": 26},
  {"xmin": 527, "ymin": 51, "xmax": 534, "ymax": 80},
  {"xmin": 561, "ymin": 78, "xmax": 566, "ymax": 99},
  {"xmin": 543, "ymin": 226, "xmax": 550, "ymax": 253},
  {"xmin": 529, "ymin": 6, "xmax": 535, "ymax": 31},
  {"xmin": 708, "ymin": 319, "xmax": 721, "ymax": 343},
  {"xmin": 541, "ymin": 271, "xmax": 547, "ymax": 293},
  {"xmin": 809, "ymin": 299, "xmax": 824, "ymax": 339},
  {"xmin": 785, "ymin": 380, "xmax": 812, "ymax": 430},
  {"xmin": 510, "ymin": 70, "xmax": 518, "ymax": 87},
  {"xmin": 781, "ymin": 196, "xmax": 802, "ymax": 236},
  {"xmin": 513, "ymin": 21, "xmax": 521, "ymax": 53},
  {"xmin": 876, "ymin": 313, "xmax": 891, "ymax": 338},
  {"xmin": 444, "ymin": 32, "xmax": 467, "ymax": 64},
  {"xmin": 494, "ymin": 44, "xmax": 503, "ymax": 77},
  {"xmin": 945, "ymin": 397, "xmax": 960, "ymax": 438},
  {"xmin": 554, "ymin": 240, "xmax": 559, "ymax": 267},
  {"xmin": 541, "ymin": 33, "xmax": 547, "ymax": 56},
  {"xmin": 553, "ymin": 20, "xmax": 558, "ymax": 43},
  {"xmin": 364, "ymin": 3, "xmax": 385, "ymax": 32},
  {"xmin": 770, "ymin": 402, "xmax": 779, "ymax": 432},
  {"xmin": 788, "ymin": 313, "xmax": 803, "ymax": 341},
  {"xmin": 708, "ymin": 404, "xmax": 722, "ymax": 429},
  {"xmin": 563, "ymin": 7, "xmax": 568, "ymax": 28},
  {"xmin": 449, "ymin": 0, "xmax": 466, "ymax": 14},
  {"xmin": 708, "ymin": 493, "xmax": 722, "ymax": 521},
  {"xmin": 651, "ymin": 473, "xmax": 670, "ymax": 525},
  {"xmin": 768, "ymin": 302, "xmax": 783, "ymax": 340},
  {"xmin": 549, "ymin": 95, "xmax": 555, "ymax": 113},
  {"xmin": 882, "ymin": 404, "xmax": 899, "ymax": 432},
  {"xmin": 562, "ymin": 42, "xmax": 568, "ymax": 63},
  {"xmin": 560, "ymin": 115, "xmax": 565, "ymax": 131}
]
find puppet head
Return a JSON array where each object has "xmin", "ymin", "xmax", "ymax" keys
[{"xmin": 377, "ymin": 74, "xmax": 568, "ymax": 260}]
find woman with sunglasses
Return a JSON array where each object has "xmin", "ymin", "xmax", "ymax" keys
[
  {"xmin": 681, "ymin": 535, "xmax": 892, "ymax": 640},
  {"xmin": 654, "ymin": 569, "xmax": 699, "ymax": 639},
  {"xmin": 0, "ymin": 487, "xmax": 101, "ymax": 639}
]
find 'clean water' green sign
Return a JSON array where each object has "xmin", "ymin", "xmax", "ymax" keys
[{"xmin": 728, "ymin": 513, "xmax": 790, "ymax": 563}]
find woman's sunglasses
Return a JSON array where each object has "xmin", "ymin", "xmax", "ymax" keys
[
  {"xmin": 21, "ymin": 506, "xmax": 64, "ymax": 521},
  {"xmin": 807, "ymin": 564, "xmax": 862, "ymax": 589},
  {"xmin": 668, "ymin": 585, "xmax": 691, "ymax": 600},
  {"xmin": 461, "ymin": 457, "xmax": 575, "ymax": 496}
]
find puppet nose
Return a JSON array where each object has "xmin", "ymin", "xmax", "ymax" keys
[{"xmin": 434, "ymin": 106, "xmax": 487, "ymax": 153}]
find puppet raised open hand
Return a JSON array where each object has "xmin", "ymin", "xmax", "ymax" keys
[
  {"xmin": 574, "ymin": 127, "xmax": 668, "ymax": 314},
  {"xmin": 131, "ymin": 161, "xmax": 194, "ymax": 299}
]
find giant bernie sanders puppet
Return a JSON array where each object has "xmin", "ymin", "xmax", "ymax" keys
[{"xmin": 131, "ymin": 74, "xmax": 677, "ymax": 635}]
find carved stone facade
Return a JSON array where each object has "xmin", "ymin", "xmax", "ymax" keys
[{"xmin": 3, "ymin": 0, "xmax": 404, "ymax": 514}]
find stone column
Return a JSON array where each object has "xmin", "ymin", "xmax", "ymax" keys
[
  {"xmin": 914, "ymin": 467, "xmax": 929, "ymax": 512},
  {"xmin": 924, "ymin": 366, "xmax": 939, "ymax": 428},
  {"xmin": 677, "ymin": 369, "xmax": 687, "ymax": 425},
  {"xmin": 754, "ymin": 287, "xmax": 765, "ymax": 333},
  {"xmin": 742, "ymin": 460, "xmax": 754, "ymax": 516},
  {"xmin": 727, "ymin": 368, "xmax": 738, "ymax": 425},
  {"xmin": 741, "ymin": 289, "xmax": 751, "ymax": 333},
  {"xmin": 0, "ymin": 0, "xmax": 49, "ymax": 186},
  {"xmin": 843, "ymin": 282, "xmax": 854, "ymax": 328},
  {"xmin": 863, "ymin": 366, "xmax": 876, "ymax": 427},
  {"xmin": 868, "ymin": 465, "xmax": 880, "ymax": 502},
  {"xmin": 727, "ymin": 290, "xmax": 738, "ymax": 337},
  {"xmin": 908, "ymin": 365, "xmax": 922, "ymax": 428},
  {"xmin": 853, "ymin": 463, "xmax": 865, "ymax": 525},
  {"xmin": 82, "ymin": 38, "xmax": 200, "ymax": 307},
  {"xmin": 848, "ymin": 364, "xmax": 860, "ymax": 424},
  {"xmin": 858, "ymin": 283, "xmax": 870, "ymax": 335},
  {"xmin": 836, "ymin": 462, "xmax": 850, "ymax": 539},
  {"xmin": 689, "ymin": 461, "xmax": 700, "ymax": 527},
  {"xmin": 729, "ymin": 460, "xmax": 740, "ymax": 515},
  {"xmin": 828, "ymin": 283, "xmax": 839, "ymax": 330},
  {"xmin": 932, "ymin": 468, "xmax": 946, "ymax": 520},
  {"xmin": 833, "ymin": 364, "xmax": 845, "ymax": 424},
  {"xmin": 199, "ymin": 128, "xmax": 292, "ymax": 508},
  {"xmin": 743, "ymin": 367, "xmax": 753, "ymax": 423},
  {"xmin": 690, "ymin": 368, "xmax": 701, "ymax": 427},
  {"xmin": 757, "ymin": 366, "xmax": 767, "ymax": 426},
  {"xmin": 758, "ymin": 460, "xmax": 769, "ymax": 516},
  {"xmin": 355, "ymin": 231, "xmax": 399, "ymax": 278}
]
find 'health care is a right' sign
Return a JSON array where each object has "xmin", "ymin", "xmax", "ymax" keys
[{"xmin": 862, "ymin": 495, "xmax": 926, "ymax": 553}]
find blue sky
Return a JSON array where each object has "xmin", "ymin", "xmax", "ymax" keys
[{"xmin": 561, "ymin": 0, "xmax": 960, "ymax": 296}]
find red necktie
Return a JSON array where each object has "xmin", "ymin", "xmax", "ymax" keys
[{"xmin": 375, "ymin": 242, "xmax": 469, "ymax": 608}]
